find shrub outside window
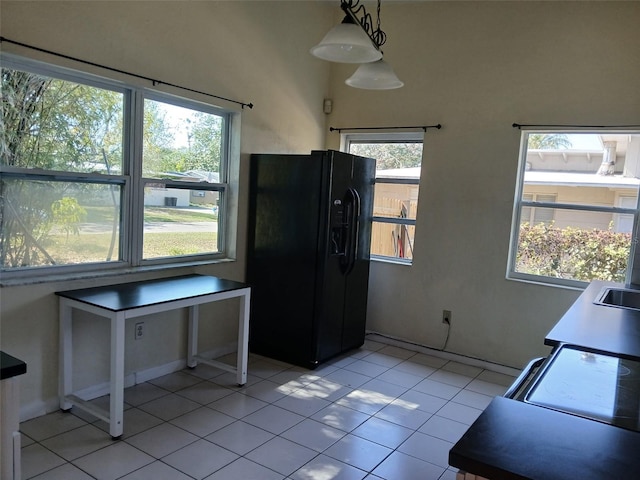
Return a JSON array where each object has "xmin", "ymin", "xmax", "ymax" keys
[
  {"xmin": 508, "ymin": 130, "xmax": 640, "ymax": 288},
  {"xmin": 343, "ymin": 132, "xmax": 424, "ymax": 264},
  {"xmin": 0, "ymin": 54, "xmax": 234, "ymax": 278}
]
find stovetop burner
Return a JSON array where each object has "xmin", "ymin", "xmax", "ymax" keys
[{"xmin": 524, "ymin": 345, "xmax": 640, "ymax": 432}]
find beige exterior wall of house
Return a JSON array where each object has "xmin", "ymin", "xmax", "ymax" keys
[
  {"xmin": 522, "ymin": 135, "xmax": 640, "ymax": 231},
  {"xmin": 523, "ymin": 184, "xmax": 637, "ymax": 231}
]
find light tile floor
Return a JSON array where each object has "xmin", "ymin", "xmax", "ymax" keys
[{"xmin": 19, "ymin": 340, "xmax": 514, "ymax": 480}]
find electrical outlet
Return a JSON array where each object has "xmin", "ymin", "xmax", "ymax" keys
[
  {"xmin": 442, "ymin": 310, "xmax": 452, "ymax": 325},
  {"xmin": 135, "ymin": 322, "xmax": 144, "ymax": 340}
]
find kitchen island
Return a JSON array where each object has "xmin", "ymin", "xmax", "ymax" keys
[{"xmin": 449, "ymin": 280, "xmax": 640, "ymax": 479}]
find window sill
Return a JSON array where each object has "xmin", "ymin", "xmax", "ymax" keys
[
  {"xmin": 0, "ymin": 258, "xmax": 236, "ymax": 288},
  {"xmin": 505, "ymin": 274, "xmax": 586, "ymax": 292},
  {"xmin": 371, "ymin": 256, "xmax": 413, "ymax": 266}
]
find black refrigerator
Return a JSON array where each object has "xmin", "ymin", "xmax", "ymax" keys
[{"xmin": 246, "ymin": 150, "xmax": 375, "ymax": 369}]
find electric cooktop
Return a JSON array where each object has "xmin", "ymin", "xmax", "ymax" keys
[{"xmin": 524, "ymin": 345, "xmax": 640, "ymax": 432}]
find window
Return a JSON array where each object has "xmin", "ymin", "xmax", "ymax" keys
[
  {"xmin": 343, "ymin": 132, "xmax": 424, "ymax": 263},
  {"xmin": 0, "ymin": 54, "xmax": 236, "ymax": 278},
  {"xmin": 508, "ymin": 130, "xmax": 640, "ymax": 288}
]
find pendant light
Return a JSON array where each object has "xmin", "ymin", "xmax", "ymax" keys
[
  {"xmin": 310, "ymin": 15, "xmax": 382, "ymax": 64},
  {"xmin": 345, "ymin": 59, "xmax": 404, "ymax": 90},
  {"xmin": 311, "ymin": 0, "xmax": 403, "ymax": 90}
]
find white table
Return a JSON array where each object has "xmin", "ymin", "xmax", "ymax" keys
[{"xmin": 57, "ymin": 274, "xmax": 250, "ymax": 439}]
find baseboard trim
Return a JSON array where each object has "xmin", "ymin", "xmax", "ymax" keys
[
  {"xmin": 365, "ymin": 331, "xmax": 521, "ymax": 377},
  {"xmin": 21, "ymin": 342, "xmax": 238, "ymax": 422}
]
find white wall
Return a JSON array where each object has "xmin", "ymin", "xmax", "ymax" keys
[{"xmin": 1, "ymin": 1, "xmax": 639, "ymax": 418}]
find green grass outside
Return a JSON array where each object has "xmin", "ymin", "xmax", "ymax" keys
[
  {"xmin": 45, "ymin": 231, "xmax": 218, "ymax": 264},
  {"xmin": 84, "ymin": 206, "xmax": 217, "ymax": 223}
]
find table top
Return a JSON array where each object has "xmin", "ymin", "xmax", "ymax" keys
[
  {"xmin": 449, "ymin": 396, "xmax": 640, "ymax": 480},
  {"xmin": 56, "ymin": 274, "xmax": 249, "ymax": 312},
  {"xmin": 1, "ymin": 351, "xmax": 27, "ymax": 380}
]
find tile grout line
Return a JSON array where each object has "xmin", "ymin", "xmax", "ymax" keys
[{"xmin": 21, "ymin": 343, "xmax": 512, "ymax": 480}]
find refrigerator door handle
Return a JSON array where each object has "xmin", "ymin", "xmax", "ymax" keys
[{"xmin": 340, "ymin": 187, "xmax": 361, "ymax": 275}]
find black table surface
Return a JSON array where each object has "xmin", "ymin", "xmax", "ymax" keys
[
  {"xmin": 545, "ymin": 280, "xmax": 640, "ymax": 359},
  {"xmin": 1, "ymin": 351, "xmax": 27, "ymax": 380},
  {"xmin": 56, "ymin": 274, "xmax": 248, "ymax": 312},
  {"xmin": 449, "ymin": 396, "xmax": 640, "ymax": 480}
]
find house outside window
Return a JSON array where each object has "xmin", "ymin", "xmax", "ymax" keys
[
  {"xmin": 521, "ymin": 194, "xmax": 556, "ymax": 226},
  {"xmin": 0, "ymin": 54, "xmax": 237, "ymax": 279},
  {"xmin": 342, "ymin": 132, "xmax": 424, "ymax": 264},
  {"xmin": 508, "ymin": 130, "xmax": 640, "ymax": 288}
]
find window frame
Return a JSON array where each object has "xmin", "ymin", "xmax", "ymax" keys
[
  {"xmin": 341, "ymin": 131, "xmax": 424, "ymax": 265},
  {"xmin": 0, "ymin": 53, "xmax": 238, "ymax": 281},
  {"xmin": 507, "ymin": 129, "xmax": 640, "ymax": 289},
  {"xmin": 137, "ymin": 91, "xmax": 231, "ymax": 266}
]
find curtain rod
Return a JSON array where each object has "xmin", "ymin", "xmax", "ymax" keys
[
  {"xmin": 330, "ymin": 124, "xmax": 442, "ymax": 133},
  {"xmin": 513, "ymin": 123, "xmax": 640, "ymax": 129},
  {"xmin": 0, "ymin": 36, "xmax": 254, "ymax": 109}
]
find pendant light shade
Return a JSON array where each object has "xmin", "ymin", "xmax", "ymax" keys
[
  {"xmin": 311, "ymin": 0, "xmax": 403, "ymax": 89},
  {"xmin": 345, "ymin": 59, "xmax": 404, "ymax": 90},
  {"xmin": 310, "ymin": 16, "xmax": 382, "ymax": 64}
]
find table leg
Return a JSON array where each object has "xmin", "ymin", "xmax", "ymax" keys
[
  {"xmin": 1, "ymin": 377, "xmax": 21, "ymax": 480},
  {"xmin": 236, "ymin": 290, "xmax": 250, "ymax": 386},
  {"xmin": 187, "ymin": 305, "xmax": 199, "ymax": 368},
  {"xmin": 109, "ymin": 312, "xmax": 125, "ymax": 439},
  {"xmin": 58, "ymin": 300, "xmax": 73, "ymax": 411}
]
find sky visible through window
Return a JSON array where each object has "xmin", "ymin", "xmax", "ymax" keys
[
  {"xmin": 558, "ymin": 134, "xmax": 600, "ymax": 150},
  {"xmin": 157, "ymin": 103, "xmax": 197, "ymax": 148}
]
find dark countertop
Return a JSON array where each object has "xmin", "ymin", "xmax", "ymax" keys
[
  {"xmin": 449, "ymin": 396, "xmax": 640, "ymax": 480},
  {"xmin": 1, "ymin": 351, "xmax": 27, "ymax": 380},
  {"xmin": 450, "ymin": 280, "xmax": 640, "ymax": 479},
  {"xmin": 545, "ymin": 280, "xmax": 640, "ymax": 359}
]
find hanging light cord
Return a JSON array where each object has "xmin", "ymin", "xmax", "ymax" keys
[
  {"xmin": 341, "ymin": 0, "xmax": 386, "ymax": 49},
  {"xmin": 0, "ymin": 36, "xmax": 254, "ymax": 109},
  {"xmin": 375, "ymin": 0, "xmax": 382, "ymax": 46}
]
